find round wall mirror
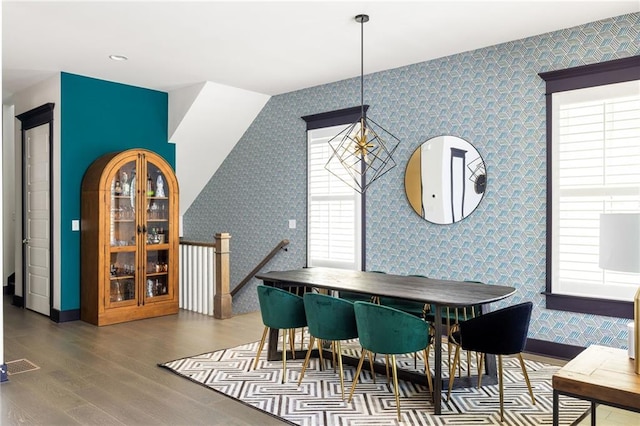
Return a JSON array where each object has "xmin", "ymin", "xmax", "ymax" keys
[{"xmin": 404, "ymin": 135, "xmax": 487, "ymax": 224}]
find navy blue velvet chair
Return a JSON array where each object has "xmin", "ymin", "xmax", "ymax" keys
[{"xmin": 447, "ymin": 301, "xmax": 536, "ymax": 421}]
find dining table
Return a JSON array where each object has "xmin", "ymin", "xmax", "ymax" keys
[{"xmin": 256, "ymin": 266, "xmax": 516, "ymax": 415}]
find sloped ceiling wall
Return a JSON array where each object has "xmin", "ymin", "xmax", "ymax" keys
[{"xmin": 169, "ymin": 81, "xmax": 270, "ymax": 217}]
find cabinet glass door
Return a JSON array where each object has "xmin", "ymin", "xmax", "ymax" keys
[
  {"xmin": 108, "ymin": 160, "xmax": 138, "ymax": 306},
  {"xmin": 143, "ymin": 159, "xmax": 171, "ymax": 300},
  {"xmin": 145, "ymin": 249, "xmax": 170, "ymax": 299}
]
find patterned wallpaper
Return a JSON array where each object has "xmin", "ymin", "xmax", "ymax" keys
[{"xmin": 185, "ymin": 13, "xmax": 640, "ymax": 348}]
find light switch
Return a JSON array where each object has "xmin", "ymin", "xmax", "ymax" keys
[
  {"xmin": 72, "ymin": 219, "xmax": 80, "ymax": 231},
  {"xmin": 289, "ymin": 219, "xmax": 296, "ymax": 229}
]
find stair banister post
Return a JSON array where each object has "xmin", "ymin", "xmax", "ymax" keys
[{"xmin": 214, "ymin": 233, "xmax": 232, "ymax": 319}]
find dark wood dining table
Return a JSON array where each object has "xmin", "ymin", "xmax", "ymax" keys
[{"xmin": 256, "ymin": 267, "xmax": 516, "ymax": 415}]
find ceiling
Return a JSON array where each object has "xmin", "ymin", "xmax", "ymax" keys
[{"xmin": 3, "ymin": 1, "xmax": 639, "ymax": 101}]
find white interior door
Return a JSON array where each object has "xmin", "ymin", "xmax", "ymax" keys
[{"xmin": 24, "ymin": 123, "xmax": 50, "ymax": 316}]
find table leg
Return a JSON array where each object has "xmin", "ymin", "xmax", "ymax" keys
[
  {"xmin": 591, "ymin": 401, "xmax": 596, "ymax": 426},
  {"xmin": 552, "ymin": 390, "xmax": 559, "ymax": 426},
  {"xmin": 267, "ymin": 327, "xmax": 279, "ymax": 361},
  {"xmin": 434, "ymin": 304, "xmax": 442, "ymax": 415}
]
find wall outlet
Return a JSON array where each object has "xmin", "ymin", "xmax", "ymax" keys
[
  {"xmin": 289, "ymin": 219, "xmax": 296, "ymax": 229},
  {"xmin": 72, "ymin": 219, "xmax": 80, "ymax": 231}
]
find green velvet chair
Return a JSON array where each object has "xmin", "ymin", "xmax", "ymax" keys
[
  {"xmin": 297, "ymin": 292, "xmax": 361, "ymax": 399},
  {"xmin": 338, "ymin": 290, "xmax": 374, "ymax": 304},
  {"xmin": 339, "ymin": 270, "xmax": 385, "ymax": 304},
  {"xmin": 378, "ymin": 274, "xmax": 430, "ymax": 318},
  {"xmin": 447, "ymin": 301, "xmax": 536, "ymax": 422},
  {"xmin": 254, "ymin": 285, "xmax": 308, "ymax": 383},
  {"xmin": 348, "ymin": 301, "xmax": 433, "ymax": 422}
]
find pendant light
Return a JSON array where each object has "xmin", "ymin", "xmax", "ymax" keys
[{"xmin": 325, "ymin": 14, "xmax": 401, "ymax": 194}]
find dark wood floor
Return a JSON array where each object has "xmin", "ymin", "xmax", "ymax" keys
[{"xmin": 1, "ymin": 296, "xmax": 287, "ymax": 425}]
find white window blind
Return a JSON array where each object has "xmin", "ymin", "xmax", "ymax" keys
[
  {"xmin": 307, "ymin": 125, "xmax": 362, "ymax": 270},
  {"xmin": 552, "ymin": 80, "xmax": 640, "ymax": 301}
]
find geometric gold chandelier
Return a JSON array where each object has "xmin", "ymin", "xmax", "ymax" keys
[{"xmin": 325, "ymin": 14, "xmax": 401, "ymax": 194}]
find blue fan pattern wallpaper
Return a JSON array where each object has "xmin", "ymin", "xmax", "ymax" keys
[{"xmin": 185, "ymin": 13, "xmax": 640, "ymax": 348}]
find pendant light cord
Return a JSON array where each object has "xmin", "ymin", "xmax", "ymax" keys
[{"xmin": 360, "ymin": 16, "xmax": 364, "ymax": 119}]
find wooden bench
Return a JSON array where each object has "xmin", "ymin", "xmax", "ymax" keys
[{"xmin": 552, "ymin": 345, "xmax": 640, "ymax": 425}]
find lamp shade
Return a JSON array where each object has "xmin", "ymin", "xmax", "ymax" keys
[{"xmin": 599, "ymin": 213, "xmax": 640, "ymax": 273}]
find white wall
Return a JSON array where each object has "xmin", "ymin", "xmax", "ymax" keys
[
  {"xmin": 3, "ymin": 105, "xmax": 15, "ymax": 285},
  {"xmin": 169, "ymin": 81, "xmax": 270, "ymax": 217},
  {"xmin": 9, "ymin": 74, "xmax": 61, "ymax": 310}
]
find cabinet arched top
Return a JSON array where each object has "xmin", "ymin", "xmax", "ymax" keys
[{"xmin": 82, "ymin": 148, "xmax": 178, "ymax": 196}]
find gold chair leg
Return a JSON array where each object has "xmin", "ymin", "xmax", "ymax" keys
[
  {"xmin": 332, "ymin": 341, "xmax": 337, "ymax": 373},
  {"xmin": 348, "ymin": 350, "xmax": 367, "ymax": 402},
  {"xmin": 318, "ymin": 339, "xmax": 325, "ymax": 370},
  {"xmin": 446, "ymin": 311, "xmax": 453, "ymax": 374},
  {"xmin": 518, "ymin": 353, "xmax": 536, "ymax": 405},
  {"xmin": 367, "ymin": 351, "xmax": 376, "ymax": 384},
  {"xmin": 253, "ymin": 326, "xmax": 269, "ymax": 370},
  {"xmin": 477, "ymin": 353, "xmax": 485, "ymax": 388},
  {"xmin": 282, "ymin": 329, "xmax": 288, "ymax": 383},
  {"xmin": 297, "ymin": 336, "xmax": 316, "ymax": 386},
  {"xmin": 423, "ymin": 348, "xmax": 433, "ymax": 393},
  {"xmin": 288, "ymin": 329, "xmax": 296, "ymax": 359},
  {"xmin": 336, "ymin": 341, "xmax": 345, "ymax": 400},
  {"xmin": 391, "ymin": 355, "xmax": 401, "ymax": 422},
  {"xmin": 300, "ymin": 327, "xmax": 304, "ymax": 351},
  {"xmin": 498, "ymin": 354, "xmax": 504, "ymax": 422},
  {"xmin": 385, "ymin": 354, "xmax": 390, "ymax": 384},
  {"xmin": 447, "ymin": 345, "xmax": 460, "ymax": 401}
]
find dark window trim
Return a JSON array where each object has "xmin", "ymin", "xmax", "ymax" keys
[
  {"xmin": 543, "ymin": 292, "xmax": 633, "ymax": 319},
  {"xmin": 301, "ymin": 105, "xmax": 369, "ymax": 130},
  {"xmin": 302, "ymin": 106, "xmax": 368, "ymax": 271},
  {"xmin": 539, "ymin": 56, "xmax": 640, "ymax": 317}
]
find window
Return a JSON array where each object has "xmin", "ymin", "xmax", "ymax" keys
[
  {"xmin": 306, "ymin": 124, "xmax": 362, "ymax": 270},
  {"xmin": 540, "ymin": 56, "xmax": 640, "ymax": 317}
]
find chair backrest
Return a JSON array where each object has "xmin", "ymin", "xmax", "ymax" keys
[
  {"xmin": 339, "ymin": 290, "xmax": 372, "ymax": 303},
  {"xmin": 256, "ymin": 285, "xmax": 307, "ymax": 330},
  {"xmin": 353, "ymin": 301, "xmax": 430, "ymax": 355},
  {"xmin": 303, "ymin": 292, "xmax": 358, "ymax": 341},
  {"xmin": 459, "ymin": 301, "xmax": 533, "ymax": 355}
]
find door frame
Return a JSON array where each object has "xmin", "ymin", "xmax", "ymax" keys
[{"xmin": 15, "ymin": 103, "xmax": 55, "ymax": 316}]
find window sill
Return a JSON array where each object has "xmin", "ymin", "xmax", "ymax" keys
[{"xmin": 544, "ymin": 292, "xmax": 633, "ymax": 319}]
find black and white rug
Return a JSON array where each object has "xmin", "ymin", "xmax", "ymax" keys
[{"xmin": 160, "ymin": 339, "xmax": 589, "ymax": 425}]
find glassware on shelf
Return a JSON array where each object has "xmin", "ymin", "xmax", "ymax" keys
[
  {"xmin": 146, "ymin": 174, "xmax": 154, "ymax": 196},
  {"xmin": 122, "ymin": 171, "xmax": 130, "ymax": 196},
  {"xmin": 156, "ymin": 174, "xmax": 165, "ymax": 197}
]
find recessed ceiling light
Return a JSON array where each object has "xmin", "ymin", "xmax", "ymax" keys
[{"xmin": 109, "ymin": 55, "xmax": 128, "ymax": 61}]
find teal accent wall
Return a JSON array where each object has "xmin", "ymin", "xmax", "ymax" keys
[
  {"xmin": 184, "ymin": 13, "xmax": 640, "ymax": 349},
  {"xmin": 60, "ymin": 72, "xmax": 174, "ymax": 311}
]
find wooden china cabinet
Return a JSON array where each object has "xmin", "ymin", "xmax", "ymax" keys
[{"xmin": 81, "ymin": 148, "xmax": 179, "ymax": 326}]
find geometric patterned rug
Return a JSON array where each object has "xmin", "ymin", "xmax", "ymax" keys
[{"xmin": 159, "ymin": 339, "xmax": 590, "ymax": 425}]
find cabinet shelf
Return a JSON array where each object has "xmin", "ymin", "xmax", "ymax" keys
[
  {"xmin": 110, "ymin": 275, "xmax": 135, "ymax": 280},
  {"xmin": 110, "ymin": 245, "xmax": 136, "ymax": 252},
  {"xmin": 145, "ymin": 243, "xmax": 169, "ymax": 250}
]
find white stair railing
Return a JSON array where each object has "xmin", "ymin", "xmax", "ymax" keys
[{"xmin": 179, "ymin": 240, "xmax": 216, "ymax": 316}]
